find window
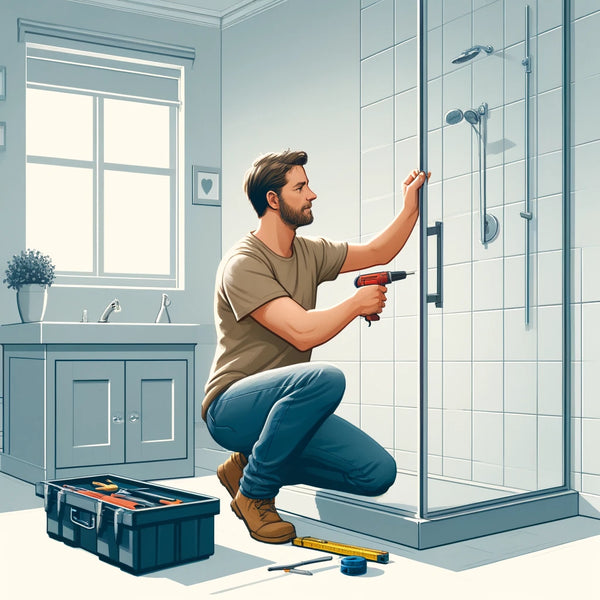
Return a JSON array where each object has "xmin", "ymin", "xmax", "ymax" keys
[{"xmin": 25, "ymin": 43, "xmax": 184, "ymax": 288}]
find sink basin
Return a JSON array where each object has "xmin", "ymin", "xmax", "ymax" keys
[{"xmin": 0, "ymin": 321, "xmax": 214, "ymax": 345}]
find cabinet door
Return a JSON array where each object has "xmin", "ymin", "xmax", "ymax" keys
[
  {"xmin": 125, "ymin": 361, "xmax": 187, "ymax": 462},
  {"xmin": 56, "ymin": 361, "xmax": 125, "ymax": 468}
]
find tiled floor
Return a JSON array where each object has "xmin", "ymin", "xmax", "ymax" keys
[{"xmin": 1, "ymin": 469, "xmax": 599, "ymax": 600}]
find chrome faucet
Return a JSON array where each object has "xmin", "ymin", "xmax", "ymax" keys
[
  {"xmin": 98, "ymin": 299, "xmax": 121, "ymax": 323},
  {"xmin": 155, "ymin": 293, "xmax": 172, "ymax": 323}
]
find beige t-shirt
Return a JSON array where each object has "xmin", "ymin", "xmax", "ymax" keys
[{"xmin": 202, "ymin": 232, "xmax": 348, "ymax": 420}]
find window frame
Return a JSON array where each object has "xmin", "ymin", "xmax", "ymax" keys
[{"xmin": 23, "ymin": 33, "xmax": 190, "ymax": 290}]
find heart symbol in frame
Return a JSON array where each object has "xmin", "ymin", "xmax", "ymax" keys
[{"xmin": 201, "ymin": 178, "xmax": 213, "ymax": 195}]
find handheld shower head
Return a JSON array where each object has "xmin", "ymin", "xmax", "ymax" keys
[
  {"xmin": 463, "ymin": 109, "xmax": 480, "ymax": 125},
  {"xmin": 451, "ymin": 44, "xmax": 493, "ymax": 64}
]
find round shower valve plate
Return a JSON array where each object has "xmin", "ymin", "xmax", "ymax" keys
[{"xmin": 484, "ymin": 214, "xmax": 500, "ymax": 244}]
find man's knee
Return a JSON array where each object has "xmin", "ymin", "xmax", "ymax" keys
[
  {"xmin": 355, "ymin": 452, "xmax": 397, "ymax": 497},
  {"xmin": 296, "ymin": 363, "xmax": 346, "ymax": 408}
]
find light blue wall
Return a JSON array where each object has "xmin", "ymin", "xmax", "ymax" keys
[
  {"xmin": 0, "ymin": 0, "xmax": 222, "ymax": 421},
  {"xmin": 221, "ymin": 0, "xmax": 361, "ymax": 251}
]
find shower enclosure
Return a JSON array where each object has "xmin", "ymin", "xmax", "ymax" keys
[{"xmin": 275, "ymin": 0, "xmax": 576, "ymax": 548}]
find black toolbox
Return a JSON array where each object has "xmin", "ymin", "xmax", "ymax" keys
[{"xmin": 35, "ymin": 474, "xmax": 220, "ymax": 575}]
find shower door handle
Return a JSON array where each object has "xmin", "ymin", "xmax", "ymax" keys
[{"xmin": 426, "ymin": 221, "xmax": 443, "ymax": 308}]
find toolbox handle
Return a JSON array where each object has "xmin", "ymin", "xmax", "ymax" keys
[{"xmin": 70, "ymin": 508, "xmax": 96, "ymax": 530}]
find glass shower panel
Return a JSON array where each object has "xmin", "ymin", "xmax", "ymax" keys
[{"xmin": 425, "ymin": 0, "xmax": 565, "ymax": 514}]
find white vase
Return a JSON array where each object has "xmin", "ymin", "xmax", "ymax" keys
[{"xmin": 16, "ymin": 284, "xmax": 48, "ymax": 323}]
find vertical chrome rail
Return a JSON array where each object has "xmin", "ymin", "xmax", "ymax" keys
[
  {"xmin": 562, "ymin": 0, "xmax": 572, "ymax": 492},
  {"xmin": 417, "ymin": 0, "xmax": 428, "ymax": 520},
  {"xmin": 521, "ymin": 5, "xmax": 533, "ymax": 325}
]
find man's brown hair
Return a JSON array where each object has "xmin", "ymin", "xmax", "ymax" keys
[{"xmin": 243, "ymin": 150, "xmax": 308, "ymax": 217}]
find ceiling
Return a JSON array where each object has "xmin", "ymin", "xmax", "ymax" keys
[{"xmin": 66, "ymin": 0, "xmax": 284, "ymax": 27}]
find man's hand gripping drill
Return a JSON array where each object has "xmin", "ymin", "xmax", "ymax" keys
[{"xmin": 354, "ymin": 270, "xmax": 415, "ymax": 325}]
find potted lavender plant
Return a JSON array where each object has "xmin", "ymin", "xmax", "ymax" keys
[{"xmin": 3, "ymin": 249, "xmax": 56, "ymax": 322}]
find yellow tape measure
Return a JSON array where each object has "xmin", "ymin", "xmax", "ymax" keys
[{"xmin": 292, "ymin": 537, "xmax": 389, "ymax": 564}]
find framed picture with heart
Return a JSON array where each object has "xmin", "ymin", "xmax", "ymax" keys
[{"xmin": 192, "ymin": 165, "xmax": 221, "ymax": 206}]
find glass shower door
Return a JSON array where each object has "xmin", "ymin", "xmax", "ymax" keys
[{"xmin": 421, "ymin": 0, "xmax": 566, "ymax": 515}]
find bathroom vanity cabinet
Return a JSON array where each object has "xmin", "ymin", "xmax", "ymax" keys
[{"xmin": 0, "ymin": 322, "xmax": 203, "ymax": 484}]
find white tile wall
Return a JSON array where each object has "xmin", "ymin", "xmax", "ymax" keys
[
  {"xmin": 443, "ymin": 409, "xmax": 472, "ymax": 460},
  {"xmin": 354, "ymin": 2, "xmax": 582, "ymax": 503},
  {"xmin": 443, "ymin": 362, "xmax": 471, "ymax": 410},
  {"xmin": 361, "ymin": 362, "xmax": 394, "ymax": 406},
  {"xmin": 538, "ymin": 305, "xmax": 563, "ymax": 361},
  {"xmin": 473, "ymin": 258, "xmax": 503, "ymax": 310},
  {"xmin": 537, "ymin": 414, "xmax": 564, "ymax": 489},
  {"xmin": 581, "ymin": 247, "xmax": 600, "ymax": 301},
  {"xmin": 473, "ymin": 362, "xmax": 504, "ymax": 412},
  {"xmin": 361, "ymin": 49, "xmax": 394, "ymax": 106},
  {"xmin": 443, "ymin": 312, "xmax": 472, "ymax": 361},
  {"xmin": 361, "ymin": 404, "xmax": 394, "ymax": 449},
  {"xmin": 504, "ymin": 307, "xmax": 537, "ymax": 361},
  {"xmin": 473, "ymin": 411, "xmax": 503, "ymax": 466},
  {"xmin": 394, "ymin": 362, "xmax": 419, "ymax": 407},
  {"xmin": 362, "ymin": 98, "xmax": 393, "ymax": 151},
  {"xmin": 505, "ymin": 413, "xmax": 537, "ymax": 490},
  {"xmin": 395, "ymin": 406, "xmax": 417, "ymax": 453},
  {"xmin": 538, "ymin": 361, "xmax": 563, "ymax": 416},
  {"xmin": 538, "ymin": 250, "xmax": 563, "ymax": 305},
  {"xmin": 361, "ymin": 0, "xmax": 394, "ymax": 59},
  {"xmin": 394, "ymin": 0, "xmax": 416, "ymax": 44},
  {"xmin": 473, "ymin": 310, "xmax": 503, "ymax": 360},
  {"xmin": 505, "ymin": 362, "xmax": 537, "ymax": 414},
  {"xmin": 394, "ymin": 38, "xmax": 417, "ymax": 94}
]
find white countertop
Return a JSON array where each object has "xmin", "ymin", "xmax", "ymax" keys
[{"xmin": 0, "ymin": 321, "xmax": 216, "ymax": 345}]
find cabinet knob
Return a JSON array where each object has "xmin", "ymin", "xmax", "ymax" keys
[
  {"xmin": 112, "ymin": 415, "xmax": 124, "ymax": 424},
  {"xmin": 129, "ymin": 413, "xmax": 140, "ymax": 423}
]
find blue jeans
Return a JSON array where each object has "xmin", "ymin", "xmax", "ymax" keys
[{"xmin": 206, "ymin": 362, "xmax": 396, "ymax": 499}]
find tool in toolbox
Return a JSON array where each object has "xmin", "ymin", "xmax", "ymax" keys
[
  {"xmin": 90, "ymin": 479, "xmax": 183, "ymax": 506},
  {"xmin": 354, "ymin": 270, "xmax": 415, "ymax": 325},
  {"xmin": 267, "ymin": 555, "xmax": 333, "ymax": 576},
  {"xmin": 92, "ymin": 479, "xmax": 119, "ymax": 492},
  {"xmin": 292, "ymin": 537, "xmax": 389, "ymax": 564},
  {"xmin": 63, "ymin": 485, "xmax": 144, "ymax": 510},
  {"xmin": 119, "ymin": 487, "xmax": 183, "ymax": 505}
]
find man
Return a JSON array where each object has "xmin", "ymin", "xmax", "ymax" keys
[{"xmin": 203, "ymin": 150, "xmax": 427, "ymax": 544}]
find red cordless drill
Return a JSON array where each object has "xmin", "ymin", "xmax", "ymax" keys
[{"xmin": 354, "ymin": 270, "xmax": 415, "ymax": 325}]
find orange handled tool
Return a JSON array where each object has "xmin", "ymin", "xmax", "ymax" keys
[
  {"xmin": 354, "ymin": 270, "xmax": 415, "ymax": 325},
  {"xmin": 64, "ymin": 485, "xmax": 142, "ymax": 510}
]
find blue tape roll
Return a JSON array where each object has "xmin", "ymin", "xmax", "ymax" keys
[{"xmin": 340, "ymin": 555, "xmax": 367, "ymax": 576}]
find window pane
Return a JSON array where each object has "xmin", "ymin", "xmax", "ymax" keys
[
  {"xmin": 26, "ymin": 89, "xmax": 93, "ymax": 160},
  {"xmin": 26, "ymin": 163, "xmax": 94, "ymax": 272},
  {"xmin": 104, "ymin": 100, "xmax": 170, "ymax": 168},
  {"xmin": 103, "ymin": 170, "xmax": 171, "ymax": 275}
]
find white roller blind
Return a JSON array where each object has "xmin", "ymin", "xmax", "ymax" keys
[{"xmin": 27, "ymin": 45, "xmax": 181, "ymax": 103}]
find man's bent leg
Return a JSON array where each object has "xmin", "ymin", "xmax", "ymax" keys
[
  {"xmin": 282, "ymin": 414, "xmax": 397, "ymax": 497},
  {"xmin": 206, "ymin": 362, "xmax": 346, "ymax": 499}
]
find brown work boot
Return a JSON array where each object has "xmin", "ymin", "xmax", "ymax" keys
[
  {"xmin": 230, "ymin": 490, "xmax": 296, "ymax": 544},
  {"xmin": 217, "ymin": 452, "xmax": 248, "ymax": 499}
]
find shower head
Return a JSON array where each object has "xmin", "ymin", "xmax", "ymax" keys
[
  {"xmin": 445, "ymin": 107, "xmax": 481, "ymax": 132},
  {"xmin": 445, "ymin": 108, "xmax": 464, "ymax": 125},
  {"xmin": 463, "ymin": 109, "xmax": 480, "ymax": 125},
  {"xmin": 451, "ymin": 44, "xmax": 493, "ymax": 64}
]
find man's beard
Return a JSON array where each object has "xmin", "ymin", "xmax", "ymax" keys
[{"xmin": 279, "ymin": 196, "xmax": 314, "ymax": 228}]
